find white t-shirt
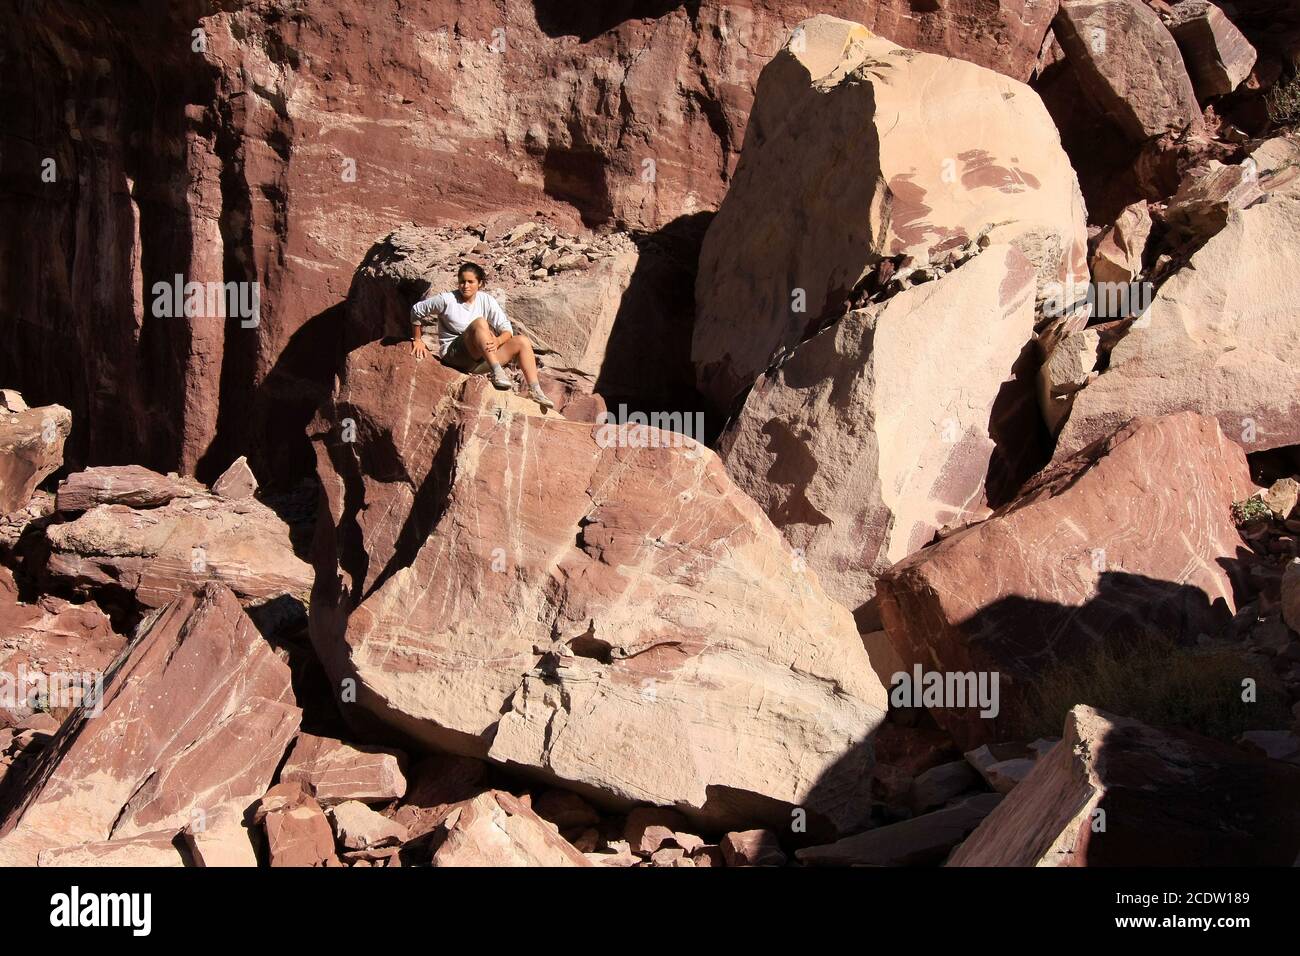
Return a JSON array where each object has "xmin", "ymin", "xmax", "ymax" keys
[{"xmin": 410, "ymin": 291, "xmax": 512, "ymax": 355}]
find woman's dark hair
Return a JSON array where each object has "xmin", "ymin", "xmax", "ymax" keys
[{"xmin": 457, "ymin": 261, "xmax": 487, "ymax": 285}]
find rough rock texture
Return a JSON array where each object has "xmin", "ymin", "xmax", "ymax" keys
[
  {"xmin": 1037, "ymin": 327, "xmax": 1101, "ymax": 434},
  {"xmin": 181, "ymin": 809, "xmax": 259, "ymax": 867},
  {"xmin": 799, "ymin": 793, "xmax": 1002, "ymax": 866},
  {"xmin": 211, "ymin": 455, "xmax": 258, "ymax": 500},
  {"xmin": 720, "ymin": 246, "xmax": 1037, "ymax": 611},
  {"xmin": 0, "ymin": 400, "xmax": 71, "ymax": 515},
  {"xmin": 55, "ymin": 466, "xmax": 204, "ymax": 514},
  {"xmin": 1166, "ymin": 0, "xmax": 1258, "ymax": 99},
  {"xmin": 42, "ymin": 485, "xmax": 312, "ymax": 612},
  {"xmin": 255, "ymin": 782, "xmax": 341, "ymax": 868},
  {"xmin": 1052, "ymin": 0, "xmax": 1203, "ymax": 142},
  {"xmin": 38, "ymin": 831, "xmax": 189, "ymax": 867},
  {"xmin": 330, "ymin": 800, "xmax": 407, "ymax": 850},
  {"xmin": 310, "ymin": 340, "xmax": 887, "ymax": 834},
  {"xmin": 1057, "ymin": 138, "xmax": 1300, "ymax": 457},
  {"xmin": 948, "ymin": 705, "xmax": 1300, "ymax": 865},
  {"xmin": 1, "ymin": 0, "xmax": 1059, "ymax": 491},
  {"xmin": 0, "ymin": 584, "xmax": 300, "ymax": 866},
  {"xmin": 878, "ymin": 413, "xmax": 1253, "ymax": 749},
  {"xmin": 349, "ymin": 225, "xmax": 694, "ymax": 401},
  {"xmin": 430, "ymin": 791, "xmax": 591, "ymax": 867},
  {"xmin": 1164, "ymin": 157, "xmax": 1266, "ymax": 238},
  {"xmin": 693, "ymin": 15, "xmax": 1089, "ymax": 413},
  {"xmin": 280, "ymin": 733, "xmax": 407, "ymax": 806},
  {"xmin": 1089, "ymin": 200, "xmax": 1152, "ymax": 284}
]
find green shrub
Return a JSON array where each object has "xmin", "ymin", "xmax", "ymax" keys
[
  {"xmin": 1013, "ymin": 633, "xmax": 1291, "ymax": 743},
  {"xmin": 1231, "ymin": 496, "xmax": 1271, "ymax": 524}
]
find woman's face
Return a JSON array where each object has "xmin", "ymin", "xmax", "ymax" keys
[{"xmin": 457, "ymin": 271, "xmax": 481, "ymax": 299}]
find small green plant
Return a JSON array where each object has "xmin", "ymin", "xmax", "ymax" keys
[
  {"xmin": 1231, "ymin": 496, "xmax": 1271, "ymax": 524},
  {"xmin": 1266, "ymin": 73, "xmax": 1300, "ymax": 130},
  {"xmin": 1013, "ymin": 633, "xmax": 1291, "ymax": 743}
]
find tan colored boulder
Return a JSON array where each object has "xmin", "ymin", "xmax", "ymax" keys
[
  {"xmin": 181, "ymin": 808, "xmax": 259, "ymax": 867},
  {"xmin": 280, "ymin": 733, "xmax": 407, "ymax": 806},
  {"xmin": 1053, "ymin": 0, "xmax": 1202, "ymax": 142},
  {"xmin": 0, "ymin": 400, "xmax": 71, "ymax": 515},
  {"xmin": 1164, "ymin": 158, "xmax": 1265, "ymax": 238},
  {"xmin": 310, "ymin": 340, "xmax": 888, "ymax": 834},
  {"xmin": 55, "ymin": 465, "xmax": 203, "ymax": 513},
  {"xmin": 798, "ymin": 793, "xmax": 1002, "ymax": 866},
  {"xmin": 1038, "ymin": 327, "xmax": 1102, "ymax": 434},
  {"xmin": 211, "ymin": 455, "xmax": 258, "ymax": 500},
  {"xmin": 38, "ymin": 831, "xmax": 189, "ymax": 867},
  {"xmin": 721, "ymin": 829, "xmax": 787, "ymax": 867},
  {"xmin": 878, "ymin": 413, "xmax": 1252, "ymax": 749},
  {"xmin": 1261, "ymin": 478, "xmax": 1299, "ymax": 519},
  {"xmin": 1090, "ymin": 200, "xmax": 1152, "ymax": 284},
  {"xmin": 692, "ymin": 15, "xmax": 1089, "ymax": 411},
  {"xmin": 0, "ymin": 584, "xmax": 299, "ymax": 866},
  {"xmin": 330, "ymin": 800, "xmax": 408, "ymax": 850},
  {"xmin": 431, "ymin": 791, "xmax": 591, "ymax": 867},
  {"xmin": 1057, "ymin": 139, "xmax": 1300, "ymax": 458},
  {"xmin": 719, "ymin": 245, "xmax": 1036, "ymax": 611},
  {"xmin": 1165, "ymin": 0, "xmax": 1258, "ymax": 99},
  {"xmin": 43, "ymin": 490, "xmax": 312, "ymax": 612},
  {"xmin": 255, "ymin": 782, "xmax": 341, "ymax": 868},
  {"xmin": 948, "ymin": 705, "xmax": 1300, "ymax": 865}
]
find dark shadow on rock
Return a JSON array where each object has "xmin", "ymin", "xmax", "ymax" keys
[
  {"xmin": 985, "ymin": 337, "xmax": 1052, "ymax": 508},
  {"xmin": 532, "ymin": 0, "xmax": 697, "ymax": 41}
]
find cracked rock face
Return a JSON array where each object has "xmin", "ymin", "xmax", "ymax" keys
[
  {"xmin": 877, "ymin": 412, "xmax": 1253, "ymax": 750},
  {"xmin": 309, "ymin": 341, "xmax": 887, "ymax": 834},
  {"xmin": 719, "ymin": 244, "xmax": 1038, "ymax": 613},
  {"xmin": 692, "ymin": 15, "xmax": 1089, "ymax": 413},
  {"xmin": 0, "ymin": 399, "xmax": 71, "ymax": 516}
]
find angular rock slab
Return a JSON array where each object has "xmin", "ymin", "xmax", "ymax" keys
[
  {"xmin": 1057, "ymin": 138, "xmax": 1300, "ymax": 457},
  {"xmin": 0, "ymin": 401, "xmax": 71, "ymax": 515},
  {"xmin": 877, "ymin": 412, "xmax": 1252, "ymax": 750},
  {"xmin": 692, "ymin": 15, "xmax": 1089, "ymax": 412},
  {"xmin": 43, "ymin": 489, "xmax": 312, "ymax": 611},
  {"xmin": 431, "ymin": 791, "xmax": 590, "ymax": 867},
  {"xmin": 310, "ymin": 341, "xmax": 887, "ymax": 834},
  {"xmin": 1167, "ymin": 0, "xmax": 1257, "ymax": 99},
  {"xmin": 1053, "ymin": 0, "xmax": 1202, "ymax": 142},
  {"xmin": 719, "ymin": 245, "xmax": 1036, "ymax": 611},
  {"xmin": 280, "ymin": 733, "xmax": 407, "ymax": 806},
  {"xmin": 55, "ymin": 465, "xmax": 203, "ymax": 514},
  {"xmin": 0, "ymin": 584, "xmax": 300, "ymax": 866},
  {"xmin": 948, "ymin": 705, "xmax": 1300, "ymax": 865}
]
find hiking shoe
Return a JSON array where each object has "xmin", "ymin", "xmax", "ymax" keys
[
  {"xmin": 529, "ymin": 383, "xmax": 555, "ymax": 409},
  {"xmin": 488, "ymin": 364, "xmax": 511, "ymax": 390}
]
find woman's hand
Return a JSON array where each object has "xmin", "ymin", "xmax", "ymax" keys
[{"xmin": 411, "ymin": 335, "xmax": 430, "ymax": 360}]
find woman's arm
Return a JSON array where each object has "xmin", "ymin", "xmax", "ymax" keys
[{"xmin": 410, "ymin": 294, "xmax": 445, "ymax": 358}]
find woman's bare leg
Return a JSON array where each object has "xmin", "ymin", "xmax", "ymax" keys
[
  {"xmin": 493, "ymin": 334, "xmax": 540, "ymax": 385},
  {"xmin": 464, "ymin": 318, "xmax": 500, "ymax": 365}
]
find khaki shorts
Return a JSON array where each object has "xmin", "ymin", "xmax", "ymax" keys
[{"xmin": 429, "ymin": 330, "xmax": 490, "ymax": 374}]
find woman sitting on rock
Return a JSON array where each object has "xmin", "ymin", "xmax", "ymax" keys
[{"xmin": 410, "ymin": 261, "xmax": 554, "ymax": 408}]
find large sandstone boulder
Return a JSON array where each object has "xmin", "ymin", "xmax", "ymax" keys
[
  {"xmin": 877, "ymin": 413, "xmax": 1253, "ymax": 749},
  {"xmin": 948, "ymin": 705, "xmax": 1300, "ymax": 865},
  {"xmin": 692, "ymin": 15, "xmax": 1089, "ymax": 413},
  {"xmin": 1165, "ymin": 0, "xmax": 1258, "ymax": 100},
  {"xmin": 429, "ymin": 791, "xmax": 591, "ymax": 867},
  {"xmin": 719, "ymin": 245, "xmax": 1037, "ymax": 612},
  {"xmin": 0, "ymin": 584, "xmax": 301, "ymax": 866},
  {"xmin": 41, "ymin": 467, "xmax": 312, "ymax": 612},
  {"xmin": 309, "ymin": 340, "xmax": 887, "ymax": 834},
  {"xmin": 0, "ymin": 398, "xmax": 71, "ymax": 515},
  {"xmin": 1056, "ymin": 137, "xmax": 1300, "ymax": 458},
  {"xmin": 1053, "ymin": 0, "xmax": 1203, "ymax": 142}
]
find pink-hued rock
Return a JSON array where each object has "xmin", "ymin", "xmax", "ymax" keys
[
  {"xmin": 1089, "ymin": 200, "xmax": 1152, "ymax": 284},
  {"xmin": 1165, "ymin": 0, "xmax": 1258, "ymax": 99},
  {"xmin": 210, "ymin": 456, "xmax": 258, "ymax": 500},
  {"xmin": 1053, "ymin": 0, "xmax": 1203, "ymax": 142},
  {"xmin": 3, "ymin": 1, "xmax": 1057, "ymax": 489},
  {"xmin": 280, "ymin": 733, "xmax": 407, "ymax": 806},
  {"xmin": 0, "ymin": 584, "xmax": 300, "ymax": 866},
  {"xmin": 55, "ymin": 465, "xmax": 203, "ymax": 514},
  {"xmin": 0, "ymin": 400, "xmax": 71, "ymax": 515},
  {"xmin": 37, "ymin": 831, "xmax": 189, "ymax": 867},
  {"xmin": 721, "ymin": 829, "xmax": 787, "ymax": 867},
  {"xmin": 430, "ymin": 791, "xmax": 591, "ymax": 867},
  {"xmin": 181, "ymin": 808, "xmax": 259, "ymax": 867},
  {"xmin": 309, "ymin": 340, "xmax": 886, "ymax": 834},
  {"xmin": 0, "ymin": 565, "xmax": 123, "ymax": 722},
  {"xmin": 255, "ymin": 782, "xmax": 341, "ymax": 868},
  {"xmin": 329, "ymin": 800, "xmax": 408, "ymax": 850},
  {"xmin": 719, "ymin": 244, "xmax": 1038, "ymax": 611},
  {"xmin": 948, "ymin": 705, "xmax": 1300, "ymax": 865},
  {"xmin": 1164, "ymin": 159, "xmax": 1265, "ymax": 238},
  {"xmin": 877, "ymin": 413, "xmax": 1253, "ymax": 749},
  {"xmin": 692, "ymin": 16, "xmax": 1089, "ymax": 412},
  {"xmin": 1057, "ymin": 138, "xmax": 1300, "ymax": 458},
  {"xmin": 42, "ymin": 490, "xmax": 312, "ymax": 612}
]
